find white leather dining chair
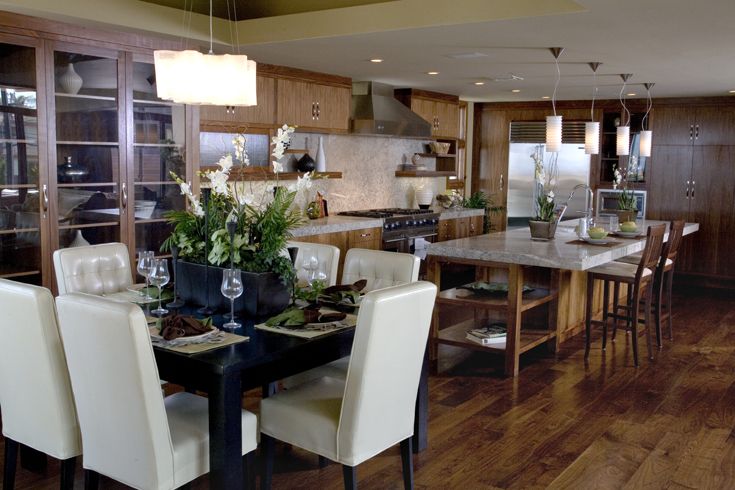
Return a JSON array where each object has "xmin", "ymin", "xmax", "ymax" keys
[
  {"xmin": 288, "ymin": 240, "xmax": 340, "ymax": 286},
  {"xmin": 261, "ymin": 281, "xmax": 437, "ymax": 490},
  {"xmin": 55, "ymin": 293, "xmax": 258, "ymax": 490},
  {"xmin": 0, "ymin": 279, "xmax": 82, "ymax": 490},
  {"xmin": 53, "ymin": 242, "xmax": 133, "ymax": 295},
  {"xmin": 283, "ymin": 249, "xmax": 421, "ymax": 389}
]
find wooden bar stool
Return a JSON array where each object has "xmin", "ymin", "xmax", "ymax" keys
[
  {"xmin": 615, "ymin": 220, "xmax": 685, "ymax": 346},
  {"xmin": 584, "ymin": 224, "xmax": 666, "ymax": 366}
]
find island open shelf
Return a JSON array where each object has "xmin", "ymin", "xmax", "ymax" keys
[
  {"xmin": 437, "ymin": 319, "xmax": 557, "ymax": 354},
  {"xmin": 436, "ymin": 287, "xmax": 556, "ymax": 312}
]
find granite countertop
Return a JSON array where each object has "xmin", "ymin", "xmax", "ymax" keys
[
  {"xmin": 292, "ymin": 207, "xmax": 485, "ymax": 237},
  {"xmin": 427, "ymin": 220, "xmax": 699, "ymax": 271}
]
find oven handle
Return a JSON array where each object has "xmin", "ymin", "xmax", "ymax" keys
[
  {"xmin": 412, "ymin": 233, "xmax": 438, "ymax": 239},
  {"xmin": 383, "ymin": 237, "xmax": 406, "ymax": 243}
]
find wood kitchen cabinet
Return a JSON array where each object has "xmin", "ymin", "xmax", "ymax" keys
[
  {"xmin": 276, "ymin": 78, "xmax": 350, "ymax": 132},
  {"xmin": 469, "ymin": 215, "xmax": 484, "ymax": 236},
  {"xmin": 438, "ymin": 217, "xmax": 474, "ymax": 241},
  {"xmin": 652, "ymin": 105, "xmax": 735, "ymax": 146},
  {"xmin": 199, "ymin": 75, "xmax": 276, "ymax": 129},
  {"xmin": 394, "ymin": 88, "xmax": 460, "ymax": 139}
]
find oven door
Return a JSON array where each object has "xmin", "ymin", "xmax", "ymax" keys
[{"xmin": 382, "ymin": 236, "xmax": 410, "ymax": 254}]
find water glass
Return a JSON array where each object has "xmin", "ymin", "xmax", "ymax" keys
[
  {"xmin": 608, "ymin": 215, "xmax": 619, "ymax": 233},
  {"xmin": 221, "ymin": 269, "xmax": 244, "ymax": 330},
  {"xmin": 136, "ymin": 251, "xmax": 155, "ymax": 299},
  {"xmin": 149, "ymin": 258, "xmax": 170, "ymax": 316}
]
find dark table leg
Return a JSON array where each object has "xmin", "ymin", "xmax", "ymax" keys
[
  {"xmin": 413, "ymin": 344, "xmax": 429, "ymax": 453},
  {"xmin": 209, "ymin": 369, "xmax": 244, "ymax": 490}
]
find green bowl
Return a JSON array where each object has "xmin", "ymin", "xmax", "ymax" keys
[
  {"xmin": 619, "ymin": 224, "xmax": 638, "ymax": 233},
  {"xmin": 588, "ymin": 230, "xmax": 608, "ymax": 240}
]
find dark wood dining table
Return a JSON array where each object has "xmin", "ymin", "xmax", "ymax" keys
[{"xmin": 152, "ymin": 314, "xmax": 429, "ymax": 490}]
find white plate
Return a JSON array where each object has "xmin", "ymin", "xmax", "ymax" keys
[
  {"xmin": 616, "ymin": 230, "xmax": 642, "ymax": 238},
  {"xmin": 582, "ymin": 237, "xmax": 611, "ymax": 245}
]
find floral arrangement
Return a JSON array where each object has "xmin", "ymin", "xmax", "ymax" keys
[
  {"xmin": 531, "ymin": 145, "xmax": 558, "ymax": 222},
  {"xmin": 613, "ymin": 155, "xmax": 639, "ymax": 211},
  {"xmin": 162, "ymin": 125, "xmax": 306, "ymax": 284}
]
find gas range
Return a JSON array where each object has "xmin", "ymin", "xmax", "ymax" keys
[
  {"xmin": 338, "ymin": 208, "xmax": 435, "ymax": 219},
  {"xmin": 338, "ymin": 208, "xmax": 440, "ymax": 252}
]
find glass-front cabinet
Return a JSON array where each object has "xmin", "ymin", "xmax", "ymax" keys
[
  {"xmin": 0, "ymin": 37, "xmax": 45, "ymax": 284},
  {"xmin": 0, "ymin": 36, "xmax": 193, "ymax": 291}
]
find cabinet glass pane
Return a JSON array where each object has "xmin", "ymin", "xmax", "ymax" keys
[
  {"xmin": 56, "ymin": 144, "xmax": 119, "ymax": 184},
  {"xmin": 134, "ymin": 183, "xmax": 184, "ymax": 220},
  {"xmin": 133, "ymin": 145, "xmax": 185, "ymax": 182},
  {"xmin": 0, "ymin": 142, "xmax": 38, "ymax": 186},
  {"xmin": 58, "ymin": 185, "xmax": 119, "ymax": 224},
  {"xmin": 135, "ymin": 221, "xmax": 173, "ymax": 255},
  {"xmin": 0, "ymin": 230, "xmax": 41, "ymax": 278}
]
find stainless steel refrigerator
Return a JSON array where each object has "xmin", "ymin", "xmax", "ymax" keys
[{"xmin": 506, "ymin": 142, "xmax": 591, "ymax": 228}]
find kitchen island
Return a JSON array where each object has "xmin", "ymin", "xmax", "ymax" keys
[{"xmin": 426, "ymin": 220, "xmax": 699, "ymax": 376}]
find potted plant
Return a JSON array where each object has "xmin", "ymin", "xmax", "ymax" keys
[
  {"xmin": 162, "ymin": 125, "xmax": 307, "ymax": 317},
  {"xmin": 528, "ymin": 146, "xmax": 560, "ymax": 240},
  {"xmin": 613, "ymin": 157, "xmax": 639, "ymax": 223},
  {"xmin": 462, "ymin": 190, "xmax": 505, "ymax": 233}
]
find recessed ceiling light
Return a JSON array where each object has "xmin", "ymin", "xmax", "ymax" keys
[
  {"xmin": 369, "ymin": 58, "xmax": 383, "ymax": 63},
  {"xmin": 426, "ymin": 71, "xmax": 439, "ymax": 75},
  {"xmin": 474, "ymin": 81, "xmax": 485, "ymax": 86},
  {"xmin": 626, "ymin": 92, "xmax": 636, "ymax": 96},
  {"xmin": 511, "ymin": 89, "xmax": 521, "ymax": 93},
  {"xmin": 541, "ymin": 96, "xmax": 550, "ymax": 99}
]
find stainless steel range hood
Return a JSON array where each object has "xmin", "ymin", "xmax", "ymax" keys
[{"xmin": 350, "ymin": 81, "xmax": 432, "ymax": 138}]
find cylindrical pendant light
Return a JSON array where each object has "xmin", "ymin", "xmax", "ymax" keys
[
  {"xmin": 639, "ymin": 83, "xmax": 655, "ymax": 157},
  {"xmin": 585, "ymin": 62, "xmax": 601, "ymax": 155},
  {"xmin": 545, "ymin": 47, "xmax": 564, "ymax": 152},
  {"xmin": 546, "ymin": 115, "xmax": 562, "ymax": 152},
  {"xmin": 616, "ymin": 74, "xmax": 632, "ymax": 156},
  {"xmin": 616, "ymin": 125, "xmax": 630, "ymax": 155},
  {"xmin": 585, "ymin": 122, "xmax": 600, "ymax": 154}
]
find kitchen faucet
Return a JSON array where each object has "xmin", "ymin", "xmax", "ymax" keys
[{"xmin": 566, "ymin": 184, "xmax": 595, "ymax": 228}]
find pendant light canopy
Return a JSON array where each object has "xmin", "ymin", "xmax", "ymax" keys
[
  {"xmin": 154, "ymin": 0, "xmax": 257, "ymax": 106},
  {"xmin": 584, "ymin": 62, "xmax": 601, "ymax": 155},
  {"xmin": 639, "ymin": 82, "xmax": 655, "ymax": 157},
  {"xmin": 616, "ymin": 74, "xmax": 632, "ymax": 156},
  {"xmin": 545, "ymin": 47, "xmax": 564, "ymax": 152}
]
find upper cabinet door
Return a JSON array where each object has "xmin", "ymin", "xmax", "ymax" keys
[
  {"xmin": 410, "ymin": 97, "xmax": 436, "ymax": 128},
  {"xmin": 200, "ymin": 75, "xmax": 276, "ymax": 129},
  {"xmin": 692, "ymin": 106, "xmax": 735, "ymax": 146},
  {"xmin": 435, "ymin": 100, "xmax": 459, "ymax": 139},
  {"xmin": 650, "ymin": 106, "xmax": 696, "ymax": 145},
  {"xmin": 276, "ymin": 78, "xmax": 316, "ymax": 127},
  {"xmin": 50, "ymin": 44, "xmax": 125, "ymax": 252},
  {"xmin": 313, "ymin": 83, "xmax": 350, "ymax": 132},
  {"xmin": 0, "ymin": 36, "xmax": 46, "ymax": 285}
]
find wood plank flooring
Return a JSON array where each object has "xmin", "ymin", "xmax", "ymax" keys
[{"xmin": 2, "ymin": 285, "xmax": 735, "ymax": 489}]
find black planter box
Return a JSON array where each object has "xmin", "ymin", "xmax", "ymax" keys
[{"xmin": 175, "ymin": 260, "xmax": 290, "ymax": 318}]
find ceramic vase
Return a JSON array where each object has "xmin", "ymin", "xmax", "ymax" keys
[
  {"xmin": 59, "ymin": 63, "xmax": 83, "ymax": 95},
  {"xmin": 415, "ymin": 186, "xmax": 434, "ymax": 209},
  {"xmin": 315, "ymin": 136, "xmax": 326, "ymax": 172},
  {"xmin": 69, "ymin": 230, "xmax": 90, "ymax": 247}
]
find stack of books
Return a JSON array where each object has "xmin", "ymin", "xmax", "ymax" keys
[{"xmin": 466, "ymin": 323, "xmax": 507, "ymax": 347}]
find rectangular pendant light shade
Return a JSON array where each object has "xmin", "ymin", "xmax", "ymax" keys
[
  {"xmin": 154, "ymin": 50, "xmax": 257, "ymax": 106},
  {"xmin": 584, "ymin": 121, "xmax": 600, "ymax": 155},
  {"xmin": 616, "ymin": 126, "xmax": 630, "ymax": 156},
  {"xmin": 639, "ymin": 130, "xmax": 652, "ymax": 157},
  {"xmin": 546, "ymin": 115, "xmax": 562, "ymax": 152}
]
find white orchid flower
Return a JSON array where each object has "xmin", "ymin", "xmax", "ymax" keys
[
  {"xmin": 216, "ymin": 154, "xmax": 233, "ymax": 172},
  {"xmin": 272, "ymin": 160, "xmax": 284, "ymax": 173}
]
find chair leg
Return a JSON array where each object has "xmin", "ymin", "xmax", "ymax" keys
[
  {"xmin": 342, "ymin": 464, "xmax": 357, "ymax": 490},
  {"xmin": 84, "ymin": 469, "xmax": 99, "ymax": 490},
  {"xmin": 3, "ymin": 438, "xmax": 19, "ymax": 490},
  {"xmin": 602, "ymin": 280, "xmax": 609, "ymax": 351},
  {"xmin": 654, "ymin": 273, "xmax": 664, "ymax": 349},
  {"xmin": 612, "ymin": 281, "xmax": 620, "ymax": 341},
  {"xmin": 319, "ymin": 455, "xmax": 329, "ymax": 468},
  {"xmin": 400, "ymin": 437, "xmax": 414, "ymax": 490},
  {"xmin": 631, "ymin": 286, "xmax": 641, "ymax": 367},
  {"xmin": 584, "ymin": 273, "xmax": 594, "ymax": 360},
  {"xmin": 60, "ymin": 456, "xmax": 77, "ymax": 490},
  {"xmin": 244, "ymin": 451, "xmax": 255, "ymax": 490},
  {"xmin": 666, "ymin": 269, "xmax": 674, "ymax": 341},
  {"xmin": 261, "ymin": 433, "xmax": 275, "ymax": 490},
  {"xmin": 644, "ymin": 282, "xmax": 654, "ymax": 361}
]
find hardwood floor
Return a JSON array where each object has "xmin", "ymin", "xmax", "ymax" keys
[{"xmin": 2, "ymin": 285, "xmax": 734, "ymax": 489}]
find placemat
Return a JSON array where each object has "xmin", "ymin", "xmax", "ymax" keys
[
  {"xmin": 255, "ymin": 313, "xmax": 357, "ymax": 339},
  {"xmin": 153, "ymin": 332, "xmax": 249, "ymax": 354},
  {"xmin": 566, "ymin": 239, "xmax": 622, "ymax": 247}
]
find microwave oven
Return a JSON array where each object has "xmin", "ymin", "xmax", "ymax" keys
[{"xmin": 596, "ymin": 189, "xmax": 647, "ymax": 219}]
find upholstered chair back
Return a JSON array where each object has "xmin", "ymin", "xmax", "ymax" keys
[
  {"xmin": 341, "ymin": 248, "xmax": 420, "ymax": 292},
  {"xmin": 0, "ymin": 279, "xmax": 82, "ymax": 460},
  {"xmin": 336, "ymin": 281, "xmax": 436, "ymax": 466},
  {"xmin": 288, "ymin": 241, "xmax": 340, "ymax": 286},
  {"xmin": 56, "ymin": 293, "xmax": 175, "ymax": 490},
  {"xmin": 53, "ymin": 242, "xmax": 133, "ymax": 295}
]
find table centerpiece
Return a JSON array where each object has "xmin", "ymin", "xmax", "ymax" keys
[
  {"xmin": 529, "ymin": 146, "xmax": 560, "ymax": 240},
  {"xmin": 613, "ymin": 156, "xmax": 639, "ymax": 223}
]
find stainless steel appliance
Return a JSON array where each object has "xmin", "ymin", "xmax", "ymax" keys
[
  {"xmin": 338, "ymin": 208, "xmax": 439, "ymax": 254},
  {"xmin": 596, "ymin": 189, "xmax": 647, "ymax": 219}
]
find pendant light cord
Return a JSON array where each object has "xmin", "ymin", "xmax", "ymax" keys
[
  {"xmin": 619, "ymin": 80, "xmax": 630, "ymax": 126},
  {"xmin": 590, "ymin": 69, "xmax": 597, "ymax": 122},
  {"xmin": 552, "ymin": 55, "xmax": 560, "ymax": 116},
  {"xmin": 208, "ymin": 0, "xmax": 213, "ymax": 54},
  {"xmin": 642, "ymin": 86, "xmax": 652, "ymax": 130}
]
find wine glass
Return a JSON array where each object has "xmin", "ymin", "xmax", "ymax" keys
[
  {"xmin": 221, "ymin": 269, "xmax": 244, "ymax": 330},
  {"xmin": 149, "ymin": 258, "xmax": 170, "ymax": 317},
  {"xmin": 136, "ymin": 251, "xmax": 154, "ymax": 299},
  {"xmin": 305, "ymin": 254, "xmax": 320, "ymax": 285}
]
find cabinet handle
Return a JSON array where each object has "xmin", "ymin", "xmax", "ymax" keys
[
  {"xmin": 691, "ymin": 180, "xmax": 695, "ymax": 199},
  {"xmin": 311, "ymin": 102, "xmax": 315, "ymax": 120},
  {"xmin": 685, "ymin": 180, "xmax": 690, "ymax": 199},
  {"xmin": 689, "ymin": 125, "xmax": 693, "ymax": 141},
  {"xmin": 695, "ymin": 124, "xmax": 699, "ymax": 140},
  {"xmin": 360, "ymin": 232, "xmax": 370, "ymax": 238},
  {"xmin": 316, "ymin": 101, "xmax": 320, "ymax": 119},
  {"xmin": 121, "ymin": 182, "xmax": 128, "ymax": 209},
  {"xmin": 42, "ymin": 184, "xmax": 48, "ymax": 212},
  {"xmin": 500, "ymin": 173, "xmax": 504, "ymax": 191}
]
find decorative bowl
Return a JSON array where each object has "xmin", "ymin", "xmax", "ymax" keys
[
  {"xmin": 587, "ymin": 228, "xmax": 608, "ymax": 240},
  {"xmin": 430, "ymin": 141, "xmax": 451, "ymax": 154}
]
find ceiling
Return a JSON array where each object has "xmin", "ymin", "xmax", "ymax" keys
[{"xmin": 2, "ymin": 0, "xmax": 735, "ymax": 102}]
